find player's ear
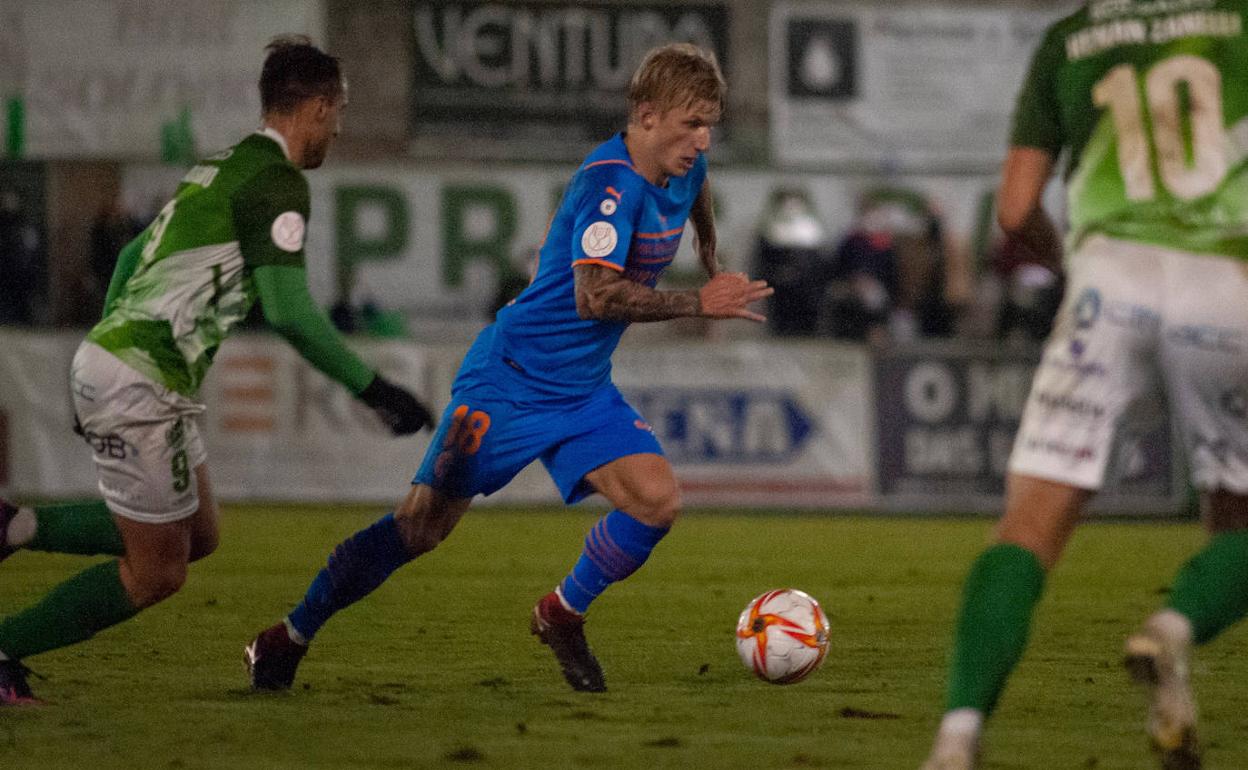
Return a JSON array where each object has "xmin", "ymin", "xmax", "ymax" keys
[
  {"xmin": 634, "ymin": 101, "xmax": 659, "ymax": 130},
  {"xmin": 315, "ymin": 95, "xmax": 333, "ymax": 121}
]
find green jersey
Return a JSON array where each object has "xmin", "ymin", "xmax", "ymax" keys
[
  {"xmin": 1013, "ymin": 0, "xmax": 1248, "ymax": 257},
  {"xmin": 88, "ymin": 131, "xmax": 312, "ymax": 396}
]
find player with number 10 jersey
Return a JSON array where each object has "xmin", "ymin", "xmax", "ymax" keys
[{"xmin": 923, "ymin": 4, "xmax": 1248, "ymax": 769}]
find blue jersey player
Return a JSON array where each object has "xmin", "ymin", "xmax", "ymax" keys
[{"xmin": 245, "ymin": 43, "xmax": 772, "ymax": 693}]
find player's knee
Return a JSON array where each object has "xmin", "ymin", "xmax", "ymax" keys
[
  {"xmin": 394, "ymin": 512, "xmax": 449, "ymax": 557},
  {"xmin": 126, "ymin": 563, "xmax": 189, "ymax": 608},
  {"xmin": 994, "ymin": 526, "xmax": 1059, "ymax": 569},
  {"xmin": 627, "ymin": 482, "xmax": 682, "ymax": 528}
]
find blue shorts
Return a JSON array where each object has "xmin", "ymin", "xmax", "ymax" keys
[{"xmin": 413, "ymin": 381, "xmax": 663, "ymax": 504}]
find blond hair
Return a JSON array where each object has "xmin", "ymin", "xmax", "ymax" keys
[{"xmin": 628, "ymin": 43, "xmax": 725, "ymax": 120}]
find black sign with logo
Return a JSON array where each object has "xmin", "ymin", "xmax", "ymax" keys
[
  {"xmin": 409, "ymin": 1, "xmax": 729, "ymax": 151},
  {"xmin": 875, "ymin": 346, "xmax": 1176, "ymax": 513},
  {"xmin": 786, "ymin": 17, "xmax": 856, "ymax": 100}
]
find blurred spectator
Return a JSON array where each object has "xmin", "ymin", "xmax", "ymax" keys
[
  {"xmin": 819, "ymin": 198, "xmax": 900, "ymax": 344},
  {"xmin": 86, "ymin": 194, "xmax": 143, "ymax": 316},
  {"xmin": 0, "ymin": 189, "xmax": 40, "ymax": 325},
  {"xmin": 752, "ymin": 187, "xmax": 834, "ymax": 336},
  {"xmin": 822, "ymin": 188, "xmax": 962, "ymax": 344}
]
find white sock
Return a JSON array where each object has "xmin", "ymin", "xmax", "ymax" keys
[
  {"xmin": 283, "ymin": 618, "xmax": 309, "ymax": 647},
  {"xmin": 938, "ymin": 708, "xmax": 984, "ymax": 739},
  {"xmin": 553, "ymin": 586, "xmax": 581, "ymax": 616},
  {"xmin": 5, "ymin": 507, "xmax": 36, "ymax": 548}
]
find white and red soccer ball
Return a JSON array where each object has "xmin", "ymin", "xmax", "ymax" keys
[{"xmin": 735, "ymin": 588, "xmax": 829, "ymax": 684}]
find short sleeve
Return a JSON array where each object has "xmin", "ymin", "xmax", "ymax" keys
[
  {"xmin": 1009, "ymin": 25, "xmax": 1065, "ymax": 153},
  {"xmin": 568, "ymin": 165, "xmax": 643, "ymax": 273},
  {"xmin": 232, "ymin": 164, "xmax": 311, "ymax": 269}
]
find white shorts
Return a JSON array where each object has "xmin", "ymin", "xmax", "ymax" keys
[
  {"xmin": 1010, "ymin": 236, "xmax": 1248, "ymax": 493},
  {"xmin": 71, "ymin": 342, "xmax": 207, "ymax": 523}
]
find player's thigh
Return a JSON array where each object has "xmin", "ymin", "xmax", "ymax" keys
[
  {"xmin": 1157, "ymin": 250, "xmax": 1248, "ymax": 497},
  {"xmin": 72, "ymin": 342, "xmax": 208, "ymax": 525},
  {"xmin": 541, "ymin": 386, "xmax": 669, "ymax": 510},
  {"xmin": 412, "ymin": 387, "xmax": 551, "ymax": 498},
  {"xmin": 584, "ymin": 453, "xmax": 680, "ymax": 527},
  {"xmin": 1008, "ymin": 237, "xmax": 1164, "ymax": 493},
  {"xmin": 996, "ymin": 472, "xmax": 1093, "ymax": 569}
]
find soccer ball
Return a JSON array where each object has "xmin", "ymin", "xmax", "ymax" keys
[{"xmin": 735, "ymin": 588, "xmax": 829, "ymax": 684}]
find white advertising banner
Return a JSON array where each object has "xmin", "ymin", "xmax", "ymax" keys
[
  {"xmin": 0, "ymin": 330, "xmax": 439, "ymax": 503},
  {"xmin": 0, "ymin": 331, "xmax": 871, "ymax": 508},
  {"xmin": 2, "ymin": 0, "xmax": 323, "ymax": 158},
  {"xmin": 194, "ymin": 335, "xmax": 438, "ymax": 502},
  {"xmin": 0, "ymin": 330, "xmax": 95, "ymax": 496},
  {"xmin": 769, "ymin": 2, "xmax": 1074, "ymax": 170},
  {"xmin": 616, "ymin": 341, "xmax": 873, "ymax": 508}
]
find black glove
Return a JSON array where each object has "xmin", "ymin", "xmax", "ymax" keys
[{"xmin": 358, "ymin": 376, "xmax": 435, "ymax": 436}]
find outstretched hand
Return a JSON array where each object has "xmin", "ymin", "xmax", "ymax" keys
[{"xmin": 697, "ymin": 272, "xmax": 773, "ymax": 322}]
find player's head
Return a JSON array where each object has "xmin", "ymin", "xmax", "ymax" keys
[
  {"xmin": 259, "ymin": 35, "xmax": 346, "ymax": 169},
  {"xmin": 628, "ymin": 43, "xmax": 725, "ymax": 120},
  {"xmin": 627, "ymin": 43, "xmax": 725, "ymax": 183}
]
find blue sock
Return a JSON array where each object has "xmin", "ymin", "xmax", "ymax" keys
[
  {"xmin": 558, "ymin": 509, "xmax": 669, "ymax": 614},
  {"xmin": 287, "ymin": 513, "xmax": 412, "ymax": 642}
]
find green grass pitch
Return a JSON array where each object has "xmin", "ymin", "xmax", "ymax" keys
[{"xmin": 1, "ymin": 505, "xmax": 1246, "ymax": 769}]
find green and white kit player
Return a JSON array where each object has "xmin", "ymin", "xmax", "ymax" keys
[
  {"xmin": 0, "ymin": 36, "xmax": 432, "ymax": 704},
  {"xmin": 923, "ymin": 2, "xmax": 1248, "ymax": 769}
]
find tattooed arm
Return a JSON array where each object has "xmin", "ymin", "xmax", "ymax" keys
[
  {"xmin": 574, "ymin": 265, "xmax": 774, "ymax": 323},
  {"xmin": 574, "ymin": 264, "xmax": 700, "ymax": 322}
]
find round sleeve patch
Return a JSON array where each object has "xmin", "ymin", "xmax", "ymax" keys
[
  {"xmin": 271, "ymin": 211, "xmax": 306, "ymax": 253},
  {"xmin": 580, "ymin": 221, "xmax": 619, "ymax": 258}
]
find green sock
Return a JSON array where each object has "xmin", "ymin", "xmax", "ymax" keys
[
  {"xmin": 1167, "ymin": 530, "xmax": 1248, "ymax": 645},
  {"xmin": 946, "ymin": 543, "xmax": 1046, "ymax": 714},
  {"xmin": 0, "ymin": 560, "xmax": 138, "ymax": 660},
  {"xmin": 28, "ymin": 500, "xmax": 125, "ymax": 556}
]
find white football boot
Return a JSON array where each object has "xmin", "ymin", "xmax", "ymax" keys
[{"xmin": 1124, "ymin": 610, "xmax": 1200, "ymax": 769}]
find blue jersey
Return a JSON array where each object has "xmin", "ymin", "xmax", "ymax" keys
[{"xmin": 458, "ymin": 133, "xmax": 708, "ymax": 400}]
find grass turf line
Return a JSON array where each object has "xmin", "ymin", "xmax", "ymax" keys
[{"xmin": 0, "ymin": 505, "xmax": 1238, "ymax": 769}]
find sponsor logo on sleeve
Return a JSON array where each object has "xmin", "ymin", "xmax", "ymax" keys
[
  {"xmin": 581, "ymin": 221, "xmax": 619, "ymax": 258},
  {"xmin": 271, "ymin": 211, "xmax": 306, "ymax": 253}
]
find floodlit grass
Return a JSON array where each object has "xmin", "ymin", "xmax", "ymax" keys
[{"xmin": 0, "ymin": 505, "xmax": 1244, "ymax": 769}]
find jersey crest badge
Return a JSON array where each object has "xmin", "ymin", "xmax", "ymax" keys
[
  {"xmin": 581, "ymin": 222, "xmax": 618, "ymax": 258},
  {"xmin": 271, "ymin": 211, "xmax": 305, "ymax": 253}
]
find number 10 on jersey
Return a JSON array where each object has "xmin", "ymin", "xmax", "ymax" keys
[{"xmin": 1092, "ymin": 54, "xmax": 1228, "ymax": 202}]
